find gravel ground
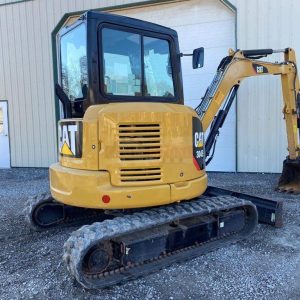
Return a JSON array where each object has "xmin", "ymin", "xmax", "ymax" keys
[{"xmin": 0, "ymin": 168, "xmax": 299, "ymax": 300}]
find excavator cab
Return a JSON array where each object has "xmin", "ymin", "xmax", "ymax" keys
[{"xmin": 56, "ymin": 11, "xmax": 186, "ymax": 118}]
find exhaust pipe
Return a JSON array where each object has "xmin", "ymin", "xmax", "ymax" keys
[{"xmin": 277, "ymin": 158, "xmax": 300, "ymax": 194}]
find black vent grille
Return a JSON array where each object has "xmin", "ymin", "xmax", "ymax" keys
[
  {"xmin": 118, "ymin": 124, "xmax": 161, "ymax": 161},
  {"xmin": 120, "ymin": 168, "xmax": 161, "ymax": 182}
]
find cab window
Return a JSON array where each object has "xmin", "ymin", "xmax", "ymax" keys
[
  {"xmin": 144, "ymin": 37, "xmax": 174, "ymax": 97},
  {"xmin": 102, "ymin": 28, "xmax": 142, "ymax": 96},
  {"xmin": 101, "ymin": 27, "xmax": 175, "ymax": 99},
  {"xmin": 60, "ymin": 23, "xmax": 87, "ymax": 101}
]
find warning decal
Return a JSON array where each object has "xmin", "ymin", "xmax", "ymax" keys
[{"xmin": 58, "ymin": 121, "xmax": 82, "ymax": 158}]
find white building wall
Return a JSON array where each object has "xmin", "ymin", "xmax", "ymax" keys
[{"xmin": 229, "ymin": 0, "xmax": 300, "ymax": 172}]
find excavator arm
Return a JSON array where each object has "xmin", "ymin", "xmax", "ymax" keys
[{"xmin": 196, "ymin": 48, "xmax": 300, "ymax": 193}]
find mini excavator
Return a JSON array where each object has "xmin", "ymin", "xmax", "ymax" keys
[{"xmin": 25, "ymin": 11, "xmax": 300, "ymax": 289}]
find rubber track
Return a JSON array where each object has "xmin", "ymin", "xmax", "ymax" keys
[
  {"xmin": 23, "ymin": 192, "xmax": 54, "ymax": 231},
  {"xmin": 63, "ymin": 196, "xmax": 258, "ymax": 289},
  {"xmin": 24, "ymin": 193, "xmax": 108, "ymax": 231}
]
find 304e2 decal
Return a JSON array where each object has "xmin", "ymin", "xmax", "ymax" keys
[
  {"xmin": 192, "ymin": 117, "xmax": 205, "ymax": 171},
  {"xmin": 58, "ymin": 121, "xmax": 83, "ymax": 157}
]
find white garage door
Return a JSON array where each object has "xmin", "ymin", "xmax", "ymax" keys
[{"xmin": 114, "ymin": 0, "xmax": 236, "ymax": 171}]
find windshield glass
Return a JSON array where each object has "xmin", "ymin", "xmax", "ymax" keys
[{"xmin": 60, "ymin": 23, "xmax": 87, "ymax": 101}]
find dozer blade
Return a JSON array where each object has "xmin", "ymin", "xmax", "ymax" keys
[{"xmin": 277, "ymin": 158, "xmax": 300, "ymax": 194}]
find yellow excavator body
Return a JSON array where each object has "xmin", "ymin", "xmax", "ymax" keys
[{"xmin": 50, "ymin": 103, "xmax": 207, "ymax": 209}]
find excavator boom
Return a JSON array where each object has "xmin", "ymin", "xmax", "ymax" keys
[{"xmin": 197, "ymin": 48, "xmax": 300, "ymax": 193}]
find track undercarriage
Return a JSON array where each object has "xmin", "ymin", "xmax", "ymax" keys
[
  {"xmin": 63, "ymin": 196, "xmax": 257, "ymax": 289},
  {"xmin": 25, "ymin": 186, "xmax": 284, "ymax": 289},
  {"xmin": 24, "ymin": 188, "xmax": 286, "ymax": 289}
]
